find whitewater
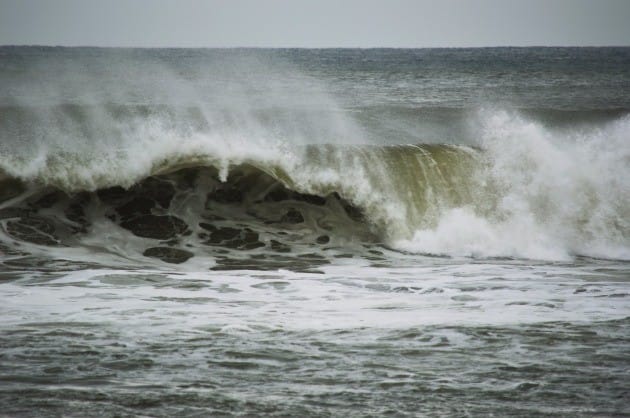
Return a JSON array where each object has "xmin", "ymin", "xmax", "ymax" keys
[{"xmin": 0, "ymin": 47, "xmax": 629, "ymax": 416}]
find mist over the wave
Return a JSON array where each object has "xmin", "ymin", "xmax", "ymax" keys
[
  {"xmin": 397, "ymin": 110, "xmax": 630, "ymax": 260},
  {"xmin": 1, "ymin": 46, "xmax": 630, "ymax": 418},
  {"xmin": 1, "ymin": 47, "xmax": 629, "ymax": 261}
]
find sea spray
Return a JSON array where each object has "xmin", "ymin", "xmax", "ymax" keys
[
  {"xmin": 2, "ymin": 47, "xmax": 630, "ymax": 417},
  {"xmin": 396, "ymin": 110, "xmax": 630, "ymax": 259},
  {"xmin": 1, "ymin": 47, "xmax": 629, "ymax": 261}
]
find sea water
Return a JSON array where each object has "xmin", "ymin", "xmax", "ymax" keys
[{"xmin": 0, "ymin": 47, "xmax": 629, "ymax": 416}]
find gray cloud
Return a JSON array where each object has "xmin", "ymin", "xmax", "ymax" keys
[{"xmin": 1, "ymin": 0, "xmax": 629, "ymax": 47}]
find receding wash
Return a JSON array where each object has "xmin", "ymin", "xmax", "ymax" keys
[{"xmin": 0, "ymin": 47, "xmax": 629, "ymax": 416}]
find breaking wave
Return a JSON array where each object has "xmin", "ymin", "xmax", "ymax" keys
[{"xmin": 0, "ymin": 107, "xmax": 628, "ymax": 263}]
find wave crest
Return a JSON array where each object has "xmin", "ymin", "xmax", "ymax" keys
[{"xmin": 1, "ymin": 110, "xmax": 629, "ymax": 261}]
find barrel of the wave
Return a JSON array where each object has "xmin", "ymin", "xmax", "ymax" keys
[{"xmin": 285, "ymin": 143, "xmax": 484, "ymax": 242}]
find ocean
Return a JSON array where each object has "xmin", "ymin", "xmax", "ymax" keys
[{"xmin": 0, "ymin": 46, "xmax": 629, "ymax": 416}]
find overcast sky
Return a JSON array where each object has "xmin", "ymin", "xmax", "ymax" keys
[{"xmin": 1, "ymin": 0, "xmax": 629, "ymax": 48}]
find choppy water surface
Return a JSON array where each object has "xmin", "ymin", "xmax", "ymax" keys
[
  {"xmin": 1, "ymin": 47, "xmax": 629, "ymax": 416},
  {"xmin": 1, "ymin": 257, "xmax": 629, "ymax": 416}
]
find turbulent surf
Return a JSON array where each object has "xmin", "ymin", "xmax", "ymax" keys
[
  {"xmin": 1, "ymin": 111, "xmax": 628, "ymax": 264},
  {"xmin": 1, "ymin": 47, "xmax": 629, "ymax": 417}
]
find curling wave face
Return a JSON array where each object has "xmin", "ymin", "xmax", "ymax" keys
[
  {"xmin": 0, "ymin": 143, "xmax": 481, "ymax": 270},
  {"xmin": 0, "ymin": 47, "xmax": 629, "ymax": 264},
  {"xmin": 0, "ymin": 110, "xmax": 628, "ymax": 266}
]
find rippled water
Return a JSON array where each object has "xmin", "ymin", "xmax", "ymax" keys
[{"xmin": 1, "ymin": 253, "xmax": 629, "ymax": 416}]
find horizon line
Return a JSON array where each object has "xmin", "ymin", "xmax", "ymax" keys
[{"xmin": 2, "ymin": 44, "xmax": 630, "ymax": 49}]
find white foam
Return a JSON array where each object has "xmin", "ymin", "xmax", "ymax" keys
[
  {"xmin": 396, "ymin": 207, "xmax": 570, "ymax": 260},
  {"xmin": 2, "ymin": 54, "xmax": 628, "ymax": 262},
  {"xmin": 395, "ymin": 110, "xmax": 630, "ymax": 260}
]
